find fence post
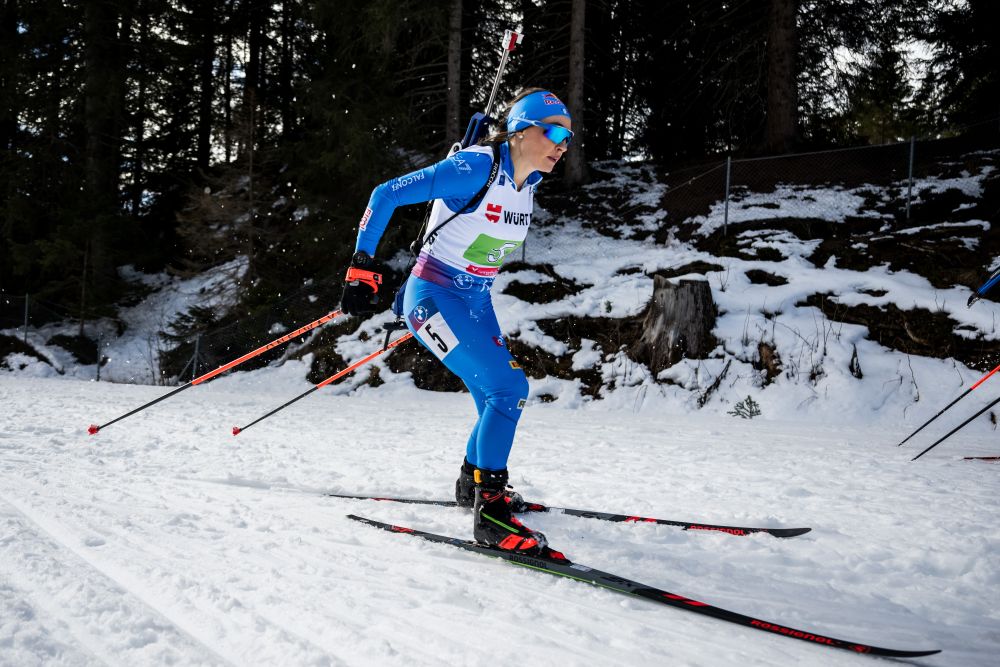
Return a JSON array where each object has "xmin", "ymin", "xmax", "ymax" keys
[
  {"xmin": 905, "ymin": 136, "xmax": 915, "ymax": 223},
  {"xmin": 192, "ymin": 334, "xmax": 201, "ymax": 382},
  {"xmin": 23, "ymin": 293, "xmax": 29, "ymax": 343},
  {"xmin": 723, "ymin": 156, "xmax": 732, "ymax": 236}
]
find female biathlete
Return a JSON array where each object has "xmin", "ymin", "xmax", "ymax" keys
[{"xmin": 339, "ymin": 88, "xmax": 573, "ymax": 556}]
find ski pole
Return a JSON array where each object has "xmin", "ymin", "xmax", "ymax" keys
[
  {"xmin": 88, "ymin": 309, "xmax": 343, "ymax": 434},
  {"xmin": 911, "ymin": 393, "xmax": 1000, "ymax": 461},
  {"xmin": 232, "ymin": 331, "xmax": 413, "ymax": 436},
  {"xmin": 896, "ymin": 361, "xmax": 1000, "ymax": 447},
  {"xmin": 968, "ymin": 266, "xmax": 1000, "ymax": 307}
]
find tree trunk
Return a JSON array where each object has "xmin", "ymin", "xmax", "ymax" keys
[
  {"xmin": 610, "ymin": 19, "xmax": 627, "ymax": 160},
  {"xmin": 83, "ymin": 0, "xmax": 126, "ymax": 299},
  {"xmin": 445, "ymin": 0, "xmax": 462, "ymax": 144},
  {"xmin": 586, "ymin": 0, "xmax": 611, "ymax": 159},
  {"xmin": 130, "ymin": 9, "xmax": 149, "ymax": 217},
  {"xmin": 224, "ymin": 22, "xmax": 234, "ymax": 163},
  {"xmin": 279, "ymin": 0, "xmax": 293, "ymax": 138},
  {"xmin": 765, "ymin": 0, "xmax": 798, "ymax": 154},
  {"xmin": 459, "ymin": 1, "xmax": 477, "ymax": 120},
  {"xmin": 0, "ymin": 0, "xmax": 17, "ymax": 153},
  {"xmin": 196, "ymin": 0, "xmax": 216, "ymax": 172},
  {"xmin": 239, "ymin": 0, "xmax": 262, "ymax": 160},
  {"xmin": 564, "ymin": 0, "xmax": 589, "ymax": 186},
  {"xmin": 629, "ymin": 277, "xmax": 716, "ymax": 375},
  {"xmin": 83, "ymin": 0, "xmax": 123, "ymax": 213}
]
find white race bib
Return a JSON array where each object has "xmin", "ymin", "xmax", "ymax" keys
[{"xmin": 416, "ymin": 312, "xmax": 460, "ymax": 360}]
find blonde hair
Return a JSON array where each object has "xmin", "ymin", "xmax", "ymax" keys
[{"xmin": 481, "ymin": 86, "xmax": 549, "ymax": 145}]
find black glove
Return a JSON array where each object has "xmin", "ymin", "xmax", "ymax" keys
[{"xmin": 340, "ymin": 250, "xmax": 383, "ymax": 316}]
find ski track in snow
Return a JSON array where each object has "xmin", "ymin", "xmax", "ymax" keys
[{"xmin": 2, "ymin": 374, "xmax": 999, "ymax": 666}]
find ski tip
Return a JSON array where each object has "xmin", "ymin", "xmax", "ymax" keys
[
  {"xmin": 347, "ymin": 514, "xmax": 377, "ymax": 526},
  {"xmin": 347, "ymin": 514, "xmax": 407, "ymax": 533},
  {"xmin": 87, "ymin": 424, "xmax": 99, "ymax": 435},
  {"xmin": 232, "ymin": 426, "xmax": 241, "ymax": 436},
  {"xmin": 874, "ymin": 648, "xmax": 941, "ymax": 658},
  {"xmin": 771, "ymin": 527, "xmax": 812, "ymax": 538}
]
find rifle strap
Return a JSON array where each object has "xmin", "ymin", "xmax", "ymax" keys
[{"xmin": 409, "ymin": 142, "xmax": 503, "ymax": 258}]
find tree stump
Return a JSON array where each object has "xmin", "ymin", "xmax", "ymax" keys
[{"xmin": 629, "ymin": 277, "xmax": 716, "ymax": 375}]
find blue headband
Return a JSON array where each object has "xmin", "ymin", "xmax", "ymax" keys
[{"xmin": 506, "ymin": 91, "xmax": 572, "ymax": 133}]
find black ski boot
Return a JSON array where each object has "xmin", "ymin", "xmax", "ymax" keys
[
  {"xmin": 455, "ymin": 458, "xmax": 477, "ymax": 508},
  {"xmin": 473, "ymin": 468, "xmax": 547, "ymax": 555},
  {"xmin": 457, "ymin": 460, "xmax": 531, "ymax": 512}
]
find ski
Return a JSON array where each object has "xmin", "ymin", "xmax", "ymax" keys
[
  {"xmin": 324, "ymin": 491, "xmax": 810, "ymax": 538},
  {"xmin": 963, "ymin": 456, "xmax": 1000, "ymax": 461},
  {"xmin": 347, "ymin": 514, "xmax": 940, "ymax": 659}
]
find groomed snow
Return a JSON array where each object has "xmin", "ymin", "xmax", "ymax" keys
[{"xmin": 1, "ymin": 370, "xmax": 998, "ymax": 666}]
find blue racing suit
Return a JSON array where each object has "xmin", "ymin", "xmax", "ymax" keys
[{"xmin": 355, "ymin": 142, "xmax": 541, "ymax": 470}]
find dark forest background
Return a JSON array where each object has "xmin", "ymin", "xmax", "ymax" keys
[{"xmin": 1, "ymin": 0, "xmax": 998, "ymax": 335}]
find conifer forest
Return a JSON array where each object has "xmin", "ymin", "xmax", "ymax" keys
[{"xmin": 1, "ymin": 1, "xmax": 998, "ymax": 365}]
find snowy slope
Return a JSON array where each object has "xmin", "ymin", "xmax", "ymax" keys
[{"xmin": 2, "ymin": 371, "xmax": 998, "ymax": 666}]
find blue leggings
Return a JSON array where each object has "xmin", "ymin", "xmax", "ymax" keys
[{"xmin": 402, "ymin": 275, "xmax": 529, "ymax": 470}]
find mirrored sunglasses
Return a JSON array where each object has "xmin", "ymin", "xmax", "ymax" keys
[{"xmin": 521, "ymin": 119, "xmax": 573, "ymax": 146}]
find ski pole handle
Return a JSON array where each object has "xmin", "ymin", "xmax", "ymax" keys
[{"xmin": 503, "ymin": 29, "xmax": 523, "ymax": 52}]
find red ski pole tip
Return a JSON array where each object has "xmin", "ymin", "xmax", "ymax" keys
[
  {"xmin": 232, "ymin": 426, "xmax": 241, "ymax": 436},
  {"xmin": 88, "ymin": 424, "xmax": 100, "ymax": 435}
]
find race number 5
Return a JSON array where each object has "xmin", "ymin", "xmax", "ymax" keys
[{"xmin": 416, "ymin": 312, "xmax": 460, "ymax": 360}]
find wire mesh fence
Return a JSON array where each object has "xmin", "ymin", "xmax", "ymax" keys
[
  {"xmin": 158, "ymin": 275, "xmax": 345, "ymax": 382},
  {"xmin": 0, "ymin": 275, "xmax": 345, "ymax": 385},
  {"xmin": 525, "ymin": 119, "xmax": 1000, "ymax": 267},
  {"xmin": 0, "ymin": 293, "xmax": 85, "ymax": 340}
]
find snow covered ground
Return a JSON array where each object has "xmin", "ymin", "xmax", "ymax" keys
[
  {"xmin": 2, "ymin": 368, "xmax": 998, "ymax": 666},
  {"xmin": 3, "ymin": 151, "xmax": 999, "ymax": 664}
]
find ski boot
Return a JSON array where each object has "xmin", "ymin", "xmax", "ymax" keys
[
  {"xmin": 473, "ymin": 468, "xmax": 548, "ymax": 555},
  {"xmin": 457, "ymin": 459, "xmax": 529, "ymax": 512},
  {"xmin": 455, "ymin": 458, "xmax": 477, "ymax": 508}
]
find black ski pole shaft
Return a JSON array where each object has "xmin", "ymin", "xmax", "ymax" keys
[
  {"xmin": 911, "ymin": 394, "xmax": 1000, "ymax": 461},
  {"xmin": 88, "ymin": 381, "xmax": 195, "ymax": 434},
  {"xmin": 232, "ymin": 332, "xmax": 413, "ymax": 436},
  {"xmin": 896, "ymin": 387, "xmax": 971, "ymax": 447},
  {"xmin": 232, "ymin": 386, "xmax": 320, "ymax": 436},
  {"xmin": 897, "ymin": 361, "xmax": 1000, "ymax": 446}
]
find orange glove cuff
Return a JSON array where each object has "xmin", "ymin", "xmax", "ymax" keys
[{"xmin": 345, "ymin": 267, "xmax": 383, "ymax": 294}]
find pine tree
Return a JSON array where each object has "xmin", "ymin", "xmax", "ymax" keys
[{"xmin": 920, "ymin": 0, "xmax": 1000, "ymax": 130}]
